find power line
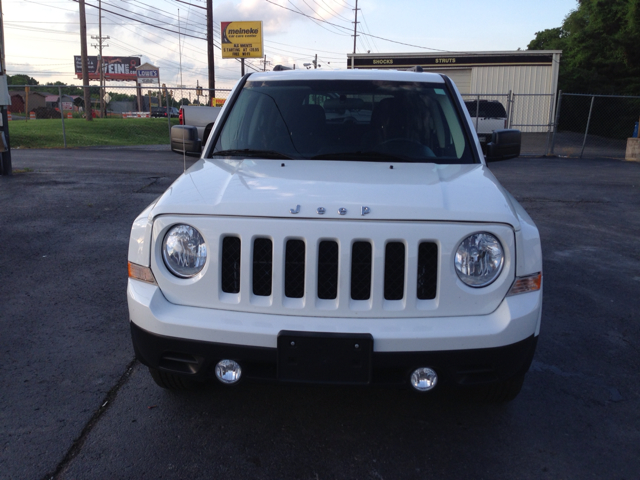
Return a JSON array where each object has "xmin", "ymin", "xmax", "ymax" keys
[
  {"xmin": 316, "ymin": 0, "xmax": 352, "ymax": 23},
  {"xmin": 21, "ymin": 0, "xmax": 78, "ymax": 13},
  {"xmin": 286, "ymin": 0, "xmax": 349, "ymax": 37},
  {"xmin": 71, "ymin": 0, "xmax": 207, "ymax": 40},
  {"xmin": 264, "ymin": 0, "xmax": 453, "ymax": 52},
  {"xmin": 301, "ymin": 0, "xmax": 351, "ymax": 35},
  {"xmin": 266, "ymin": 39, "xmax": 346, "ymax": 56},
  {"xmin": 100, "ymin": 0, "xmax": 207, "ymax": 37},
  {"xmin": 172, "ymin": 0, "xmax": 206, "ymax": 10},
  {"xmin": 359, "ymin": 9, "xmax": 379, "ymax": 52}
]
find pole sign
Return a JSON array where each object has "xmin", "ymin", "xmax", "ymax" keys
[
  {"xmin": 220, "ymin": 21, "xmax": 263, "ymax": 58},
  {"xmin": 136, "ymin": 63, "xmax": 160, "ymax": 84},
  {"xmin": 137, "ymin": 70, "xmax": 158, "ymax": 83}
]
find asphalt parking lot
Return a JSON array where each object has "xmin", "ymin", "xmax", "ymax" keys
[{"xmin": 1, "ymin": 147, "xmax": 638, "ymax": 480}]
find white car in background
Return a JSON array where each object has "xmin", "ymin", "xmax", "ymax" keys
[{"xmin": 128, "ymin": 69, "xmax": 541, "ymax": 402}]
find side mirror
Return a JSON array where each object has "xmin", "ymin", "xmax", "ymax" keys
[
  {"xmin": 170, "ymin": 125, "xmax": 200, "ymax": 155},
  {"xmin": 486, "ymin": 129, "xmax": 521, "ymax": 162}
]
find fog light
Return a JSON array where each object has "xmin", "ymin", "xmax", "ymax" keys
[
  {"xmin": 215, "ymin": 359, "xmax": 242, "ymax": 384},
  {"xmin": 411, "ymin": 367, "xmax": 438, "ymax": 392}
]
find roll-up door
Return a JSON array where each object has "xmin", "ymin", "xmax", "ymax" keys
[{"xmin": 426, "ymin": 68, "xmax": 472, "ymax": 94}]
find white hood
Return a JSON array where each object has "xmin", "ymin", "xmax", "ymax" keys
[{"xmin": 151, "ymin": 158, "xmax": 521, "ymax": 229}]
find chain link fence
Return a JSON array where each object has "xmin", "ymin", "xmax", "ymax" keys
[
  {"xmin": 6, "ymin": 84, "xmax": 231, "ymax": 149},
  {"xmin": 461, "ymin": 92, "xmax": 556, "ymax": 156},
  {"xmin": 550, "ymin": 93, "xmax": 640, "ymax": 159},
  {"xmin": 7, "ymin": 83, "xmax": 640, "ymax": 159}
]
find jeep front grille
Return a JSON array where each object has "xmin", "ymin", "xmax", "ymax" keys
[
  {"xmin": 152, "ymin": 217, "xmax": 515, "ymax": 318},
  {"xmin": 221, "ymin": 235, "xmax": 437, "ymax": 303}
]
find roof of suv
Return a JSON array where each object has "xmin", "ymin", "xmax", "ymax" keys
[{"xmin": 248, "ymin": 69, "xmax": 446, "ymax": 83}]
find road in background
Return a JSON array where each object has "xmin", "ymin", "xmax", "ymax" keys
[{"xmin": 1, "ymin": 150, "xmax": 638, "ymax": 479}]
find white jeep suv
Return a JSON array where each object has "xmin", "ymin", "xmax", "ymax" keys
[{"xmin": 127, "ymin": 69, "xmax": 542, "ymax": 402}]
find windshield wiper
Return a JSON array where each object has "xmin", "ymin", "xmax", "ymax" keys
[
  {"xmin": 212, "ymin": 149, "xmax": 293, "ymax": 159},
  {"xmin": 310, "ymin": 151, "xmax": 411, "ymax": 162}
]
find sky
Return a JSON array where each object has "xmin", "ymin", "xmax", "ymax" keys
[{"xmin": 3, "ymin": 0, "xmax": 578, "ymax": 93}]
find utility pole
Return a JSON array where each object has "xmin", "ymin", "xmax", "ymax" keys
[
  {"xmin": 0, "ymin": 0, "xmax": 11, "ymax": 175},
  {"xmin": 79, "ymin": 0, "xmax": 92, "ymax": 121},
  {"xmin": 207, "ymin": 0, "xmax": 215, "ymax": 104},
  {"xmin": 351, "ymin": 0, "xmax": 359, "ymax": 69},
  {"xmin": 91, "ymin": 0, "xmax": 109, "ymax": 118}
]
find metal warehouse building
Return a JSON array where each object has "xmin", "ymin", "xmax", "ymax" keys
[{"xmin": 347, "ymin": 50, "xmax": 562, "ymax": 133}]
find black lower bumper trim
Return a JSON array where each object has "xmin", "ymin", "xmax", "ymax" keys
[{"xmin": 130, "ymin": 321, "xmax": 537, "ymax": 388}]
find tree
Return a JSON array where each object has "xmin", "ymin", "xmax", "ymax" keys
[
  {"xmin": 528, "ymin": 0, "xmax": 640, "ymax": 95},
  {"xmin": 43, "ymin": 81, "xmax": 85, "ymax": 96},
  {"xmin": 527, "ymin": 27, "xmax": 567, "ymax": 51},
  {"xmin": 7, "ymin": 74, "xmax": 39, "ymax": 87}
]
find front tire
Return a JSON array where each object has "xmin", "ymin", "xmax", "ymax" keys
[
  {"xmin": 148, "ymin": 367, "xmax": 197, "ymax": 391},
  {"xmin": 470, "ymin": 374, "xmax": 525, "ymax": 403}
]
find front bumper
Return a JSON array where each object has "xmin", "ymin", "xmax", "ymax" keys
[
  {"xmin": 128, "ymin": 279, "xmax": 541, "ymax": 387},
  {"xmin": 132, "ymin": 321, "xmax": 537, "ymax": 387}
]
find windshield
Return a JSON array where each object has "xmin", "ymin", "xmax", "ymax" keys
[{"xmin": 211, "ymin": 79, "xmax": 477, "ymax": 164}]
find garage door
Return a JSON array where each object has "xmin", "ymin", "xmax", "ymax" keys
[{"xmin": 425, "ymin": 68, "xmax": 472, "ymax": 94}]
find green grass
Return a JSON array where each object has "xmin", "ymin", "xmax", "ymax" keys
[{"xmin": 8, "ymin": 117, "xmax": 179, "ymax": 149}]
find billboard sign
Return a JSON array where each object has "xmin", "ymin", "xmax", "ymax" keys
[
  {"xmin": 74, "ymin": 56, "xmax": 141, "ymax": 80},
  {"xmin": 220, "ymin": 21, "xmax": 263, "ymax": 59}
]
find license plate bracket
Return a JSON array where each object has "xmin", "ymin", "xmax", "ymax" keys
[{"xmin": 277, "ymin": 331, "xmax": 373, "ymax": 385}]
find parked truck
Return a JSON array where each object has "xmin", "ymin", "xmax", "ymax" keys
[
  {"xmin": 170, "ymin": 105, "xmax": 222, "ymax": 154},
  {"xmin": 464, "ymin": 100, "xmax": 508, "ymax": 153}
]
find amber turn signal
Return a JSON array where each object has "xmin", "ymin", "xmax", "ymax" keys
[
  {"xmin": 507, "ymin": 273, "xmax": 542, "ymax": 296},
  {"xmin": 128, "ymin": 262, "xmax": 157, "ymax": 285}
]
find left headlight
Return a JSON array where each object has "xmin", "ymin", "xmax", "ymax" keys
[
  {"xmin": 454, "ymin": 232, "xmax": 504, "ymax": 287},
  {"xmin": 162, "ymin": 224, "xmax": 207, "ymax": 278}
]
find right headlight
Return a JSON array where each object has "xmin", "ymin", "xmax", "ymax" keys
[
  {"xmin": 454, "ymin": 232, "xmax": 504, "ymax": 287},
  {"xmin": 162, "ymin": 224, "xmax": 207, "ymax": 278}
]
